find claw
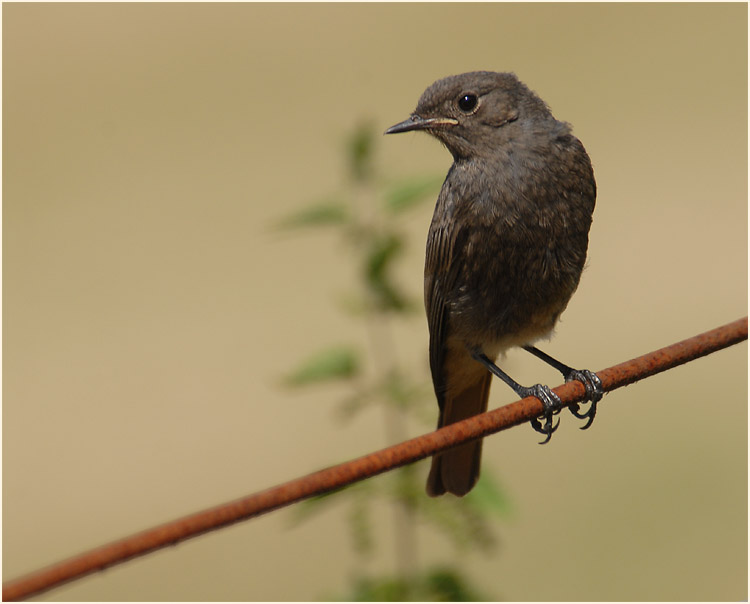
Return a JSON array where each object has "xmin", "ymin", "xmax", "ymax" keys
[
  {"xmin": 570, "ymin": 400, "xmax": 597, "ymax": 430},
  {"xmin": 565, "ymin": 369, "xmax": 603, "ymax": 430},
  {"xmin": 531, "ymin": 415, "xmax": 560, "ymax": 444},
  {"xmin": 526, "ymin": 384, "xmax": 562, "ymax": 444}
]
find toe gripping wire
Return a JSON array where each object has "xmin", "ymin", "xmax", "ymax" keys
[{"xmin": 472, "ymin": 347, "xmax": 604, "ymax": 444}]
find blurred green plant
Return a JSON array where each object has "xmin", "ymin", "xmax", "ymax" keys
[
  {"xmin": 330, "ymin": 567, "xmax": 490, "ymax": 602},
  {"xmin": 277, "ymin": 120, "xmax": 511, "ymax": 601}
]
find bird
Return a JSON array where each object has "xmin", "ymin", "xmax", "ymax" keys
[{"xmin": 385, "ymin": 71, "xmax": 602, "ymax": 497}]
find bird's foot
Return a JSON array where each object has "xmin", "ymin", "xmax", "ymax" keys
[
  {"xmin": 565, "ymin": 369, "xmax": 603, "ymax": 430},
  {"xmin": 525, "ymin": 384, "xmax": 563, "ymax": 445}
]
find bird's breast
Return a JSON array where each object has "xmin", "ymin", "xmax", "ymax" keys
[{"xmin": 435, "ymin": 156, "xmax": 591, "ymax": 349}]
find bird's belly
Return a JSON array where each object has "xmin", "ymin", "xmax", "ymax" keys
[
  {"xmin": 446, "ymin": 247, "xmax": 580, "ymax": 355},
  {"xmin": 451, "ymin": 292, "xmax": 568, "ymax": 354}
]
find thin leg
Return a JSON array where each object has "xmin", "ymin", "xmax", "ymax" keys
[
  {"xmin": 522, "ymin": 346, "xmax": 603, "ymax": 429},
  {"xmin": 471, "ymin": 351, "xmax": 562, "ymax": 444}
]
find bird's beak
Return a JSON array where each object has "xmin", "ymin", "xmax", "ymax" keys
[{"xmin": 385, "ymin": 114, "xmax": 458, "ymax": 134}]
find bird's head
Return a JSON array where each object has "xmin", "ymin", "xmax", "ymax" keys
[{"xmin": 385, "ymin": 71, "xmax": 552, "ymax": 159}]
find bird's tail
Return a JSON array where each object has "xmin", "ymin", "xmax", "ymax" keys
[{"xmin": 426, "ymin": 370, "xmax": 492, "ymax": 497}]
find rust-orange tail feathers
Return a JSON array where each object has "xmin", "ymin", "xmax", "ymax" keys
[{"xmin": 426, "ymin": 370, "xmax": 492, "ymax": 496}]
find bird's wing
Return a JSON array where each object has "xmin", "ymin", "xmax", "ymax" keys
[{"xmin": 424, "ymin": 187, "xmax": 469, "ymax": 412}]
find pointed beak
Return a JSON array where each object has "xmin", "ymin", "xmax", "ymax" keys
[{"xmin": 384, "ymin": 114, "xmax": 458, "ymax": 134}]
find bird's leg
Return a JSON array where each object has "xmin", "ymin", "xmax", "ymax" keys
[
  {"xmin": 522, "ymin": 346, "xmax": 603, "ymax": 430},
  {"xmin": 471, "ymin": 351, "xmax": 562, "ymax": 444}
]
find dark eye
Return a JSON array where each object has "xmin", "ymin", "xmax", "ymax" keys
[{"xmin": 457, "ymin": 93, "xmax": 479, "ymax": 113}]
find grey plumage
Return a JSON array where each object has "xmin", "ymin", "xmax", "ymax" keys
[{"xmin": 386, "ymin": 72, "xmax": 596, "ymax": 496}]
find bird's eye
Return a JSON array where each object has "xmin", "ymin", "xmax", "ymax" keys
[{"xmin": 457, "ymin": 93, "xmax": 479, "ymax": 113}]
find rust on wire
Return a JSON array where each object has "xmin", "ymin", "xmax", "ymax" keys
[{"xmin": 3, "ymin": 316, "xmax": 747, "ymax": 601}]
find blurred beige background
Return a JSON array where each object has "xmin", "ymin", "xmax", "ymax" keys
[{"xmin": 3, "ymin": 3, "xmax": 747, "ymax": 601}]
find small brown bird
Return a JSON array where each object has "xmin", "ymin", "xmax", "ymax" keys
[{"xmin": 386, "ymin": 71, "xmax": 602, "ymax": 497}]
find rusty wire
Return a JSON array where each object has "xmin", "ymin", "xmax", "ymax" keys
[{"xmin": 3, "ymin": 316, "xmax": 747, "ymax": 601}]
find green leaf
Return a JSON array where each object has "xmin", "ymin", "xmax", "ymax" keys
[
  {"xmin": 275, "ymin": 200, "xmax": 349, "ymax": 229},
  {"xmin": 331, "ymin": 567, "xmax": 492, "ymax": 601},
  {"xmin": 364, "ymin": 233, "xmax": 409, "ymax": 311},
  {"xmin": 348, "ymin": 121, "xmax": 376, "ymax": 182},
  {"xmin": 366, "ymin": 233, "xmax": 402, "ymax": 277},
  {"xmin": 345, "ymin": 575, "xmax": 410, "ymax": 601},
  {"xmin": 383, "ymin": 175, "xmax": 443, "ymax": 214},
  {"xmin": 283, "ymin": 346, "xmax": 360, "ymax": 386},
  {"xmin": 422, "ymin": 567, "xmax": 490, "ymax": 601},
  {"xmin": 464, "ymin": 472, "xmax": 513, "ymax": 518}
]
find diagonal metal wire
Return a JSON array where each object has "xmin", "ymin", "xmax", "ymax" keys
[{"xmin": 3, "ymin": 316, "xmax": 747, "ymax": 601}]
